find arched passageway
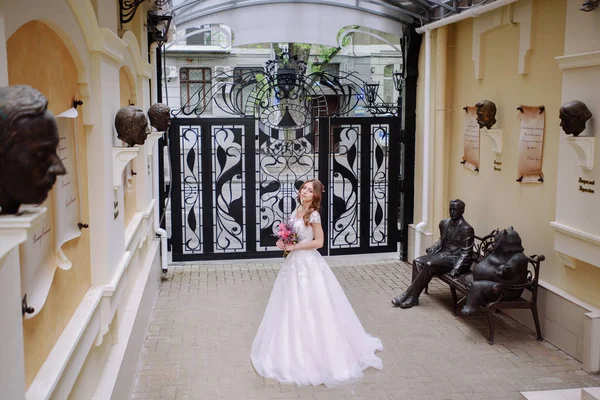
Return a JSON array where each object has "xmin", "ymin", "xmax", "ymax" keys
[{"xmin": 158, "ymin": 0, "xmax": 437, "ymax": 260}]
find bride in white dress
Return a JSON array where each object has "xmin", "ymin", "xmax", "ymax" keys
[{"xmin": 251, "ymin": 179, "xmax": 383, "ymax": 388}]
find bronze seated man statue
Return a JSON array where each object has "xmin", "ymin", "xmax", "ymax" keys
[
  {"xmin": 392, "ymin": 199, "xmax": 475, "ymax": 309},
  {"xmin": 461, "ymin": 227, "xmax": 529, "ymax": 315}
]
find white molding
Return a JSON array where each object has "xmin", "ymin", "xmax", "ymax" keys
[
  {"xmin": 483, "ymin": 128, "xmax": 503, "ymax": 154},
  {"xmin": 91, "ymin": 29, "xmax": 127, "ymax": 63},
  {"xmin": 121, "ymin": 31, "xmax": 153, "ymax": 79},
  {"xmin": 550, "ymin": 221, "xmax": 600, "ymax": 246},
  {"xmin": 471, "ymin": 0, "xmax": 532, "ymax": 79},
  {"xmin": 146, "ymin": 132, "xmax": 164, "ymax": 156},
  {"xmin": 124, "ymin": 214, "xmax": 143, "ymax": 250},
  {"xmin": 551, "ymin": 221, "xmax": 600, "ymax": 269},
  {"xmin": 113, "ymin": 147, "xmax": 140, "ymax": 188},
  {"xmin": 124, "ymin": 200, "xmax": 155, "ymax": 251},
  {"xmin": 566, "ymin": 136, "xmax": 595, "ymax": 170},
  {"xmin": 555, "ymin": 50, "xmax": 600, "ymax": 70},
  {"xmin": 472, "ymin": 0, "xmax": 532, "ymax": 79},
  {"xmin": 67, "ymin": 0, "xmax": 126, "ymax": 63},
  {"xmin": 556, "ymin": 251, "xmax": 576, "ymax": 269},
  {"xmin": 142, "ymin": 199, "xmax": 156, "ymax": 219},
  {"xmin": 95, "ymin": 251, "xmax": 134, "ymax": 347},
  {"xmin": 0, "ymin": 207, "xmax": 47, "ymax": 260},
  {"xmin": 26, "ymin": 287, "xmax": 104, "ymax": 400},
  {"xmin": 92, "ymin": 240, "xmax": 160, "ymax": 399},
  {"xmin": 26, "ymin": 240, "xmax": 160, "ymax": 400}
]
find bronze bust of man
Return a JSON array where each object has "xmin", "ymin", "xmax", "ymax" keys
[
  {"xmin": 475, "ymin": 100, "xmax": 497, "ymax": 129},
  {"xmin": 115, "ymin": 106, "xmax": 149, "ymax": 146},
  {"xmin": 392, "ymin": 199, "xmax": 475, "ymax": 309},
  {"xmin": 0, "ymin": 85, "xmax": 66, "ymax": 214},
  {"xmin": 147, "ymin": 103, "xmax": 171, "ymax": 132},
  {"xmin": 559, "ymin": 100, "xmax": 593, "ymax": 137}
]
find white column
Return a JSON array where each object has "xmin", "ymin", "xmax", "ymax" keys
[
  {"xmin": 135, "ymin": 75, "xmax": 153, "ymax": 213},
  {"xmin": 0, "ymin": 250, "xmax": 26, "ymax": 399},
  {"xmin": 87, "ymin": 53, "xmax": 125, "ymax": 285},
  {"xmin": 0, "ymin": 11, "xmax": 8, "ymax": 86}
]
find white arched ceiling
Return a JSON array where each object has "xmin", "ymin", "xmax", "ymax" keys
[{"xmin": 175, "ymin": 3, "xmax": 407, "ymax": 47}]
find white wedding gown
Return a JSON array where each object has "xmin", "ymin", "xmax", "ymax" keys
[{"xmin": 251, "ymin": 210, "xmax": 383, "ymax": 387}]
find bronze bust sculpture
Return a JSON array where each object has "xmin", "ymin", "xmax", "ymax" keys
[
  {"xmin": 392, "ymin": 199, "xmax": 475, "ymax": 309},
  {"xmin": 148, "ymin": 103, "xmax": 171, "ymax": 131},
  {"xmin": 559, "ymin": 101, "xmax": 593, "ymax": 137},
  {"xmin": 115, "ymin": 106, "xmax": 149, "ymax": 146},
  {"xmin": 0, "ymin": 85, "xmax": 66, "ymax": 214},
  {"xmin": 475, "ymin": 100, "xmax": 497, "ymax": 129},
  {"xmin": 461, "ymin": 227, "xmax": 529, "ymax": 316}
]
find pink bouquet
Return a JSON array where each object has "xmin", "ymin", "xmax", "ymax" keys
[{"xmin": 277, "ymin": 222, "xmax": 298, "ymax": 258}]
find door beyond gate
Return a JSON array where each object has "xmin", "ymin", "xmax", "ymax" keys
[{"xmin": 167, "ymin": 116, "xmax": 401, "ymax": 262}]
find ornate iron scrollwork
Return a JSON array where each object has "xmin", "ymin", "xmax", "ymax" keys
[
  {"xmin": 330, "ymin": 125, "xmax": 360, "ymax": 249},
  {"xmin": 120, "ymin": 0, "xmax": 170, "ymax": 25},
  {"xmin": 256, "ymin": 124, "xmax": 317, "ymax": 250},
  {"xmin": 120, "ymin": 0, "xmax": 146, "ymax": 25},
  {"xmin": 172, "ymin": 50, "xmax": 393, "ymax": 123}
]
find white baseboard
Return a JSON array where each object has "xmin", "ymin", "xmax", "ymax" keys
[
  {"xmin": 25, "ymin": 237, "xmax": 160, "ymax": 400},
  {"xmin": 504, "ymin": 280, "xmax": 600, "ymax": 373},
  {"xmin": 98, "ymin": 239, "xmax": 161, "ymax": 399}
]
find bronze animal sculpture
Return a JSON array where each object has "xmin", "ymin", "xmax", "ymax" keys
[{"xmin": 461, "ymin": 227, "xmax": 529, "ymax": 316}]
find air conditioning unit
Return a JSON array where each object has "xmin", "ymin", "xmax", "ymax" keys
[
  {"xmin": 213, "ymin": 82, "xmax": 232, "ymax": 95},
  {"xmin": 166, "ymin": 66, "xmax": 178, "ymax": 79},
  {"xmin": 214, "ymin": 65, "xmax": 232, "ymax": 78}
]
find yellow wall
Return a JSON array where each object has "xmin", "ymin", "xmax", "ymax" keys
[
  {"xmin": 7, "ymin": 20, "xmax": 92, "ymax": 387},
  {"xmin": 413, "ymin": 0, "xmax": 600, "ymax": 308},
  {"xmin": 119, "ymin": 67, "xmax": 138, "ymax": 227},
  {"xmin": 438, "ymin": 0, "xmax": 600, "ymax": 308}
]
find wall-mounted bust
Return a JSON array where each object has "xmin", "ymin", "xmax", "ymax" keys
[
  {"xmin": 0, "ymin": 85, "xmax": 66, "ymax": 214},
  {"xmin": 559, "ymin": 100, "xmax": 593, "ymax": 137},
  {"xmin": 148, "ymin": 103, "xmax": 171, "ymax": 132},
  {"xmin": 475, "ymin": 100, "xmax": 497, "ymax": 129},
  {"xmin": 115, "ymin": 106, "xmax": 148, "ymax": 146}
]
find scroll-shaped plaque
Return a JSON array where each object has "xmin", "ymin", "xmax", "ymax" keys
[
  {"xmin": 517, "ymin": 106, "xmax": 545, "ymax": 183},
  {"xmin": 462, "ymin": 106, "xmax": 480, "ymax": 172},
  {"xmin": 19, "ymin": 108, "xmax": 81, "ymax": 318},
  {"xmin": 53, "ymin": 109, "xmax": 82, "ymax": 268}
]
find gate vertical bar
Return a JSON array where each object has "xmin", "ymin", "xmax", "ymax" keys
[
  {"xmin": 359, "ymin": 121, "xmax": 371, "ymax": 252},
  {"xmin": 400, "ymin": 28, "xmax": 422, "ymax": 260},
  {"xmin": 169, "ymin": 121, "xmax": 183, "ymax": 258},
  {"xmin": 318, "ymin": 117, "xmax": 329, "ymax": 256},
  {"xmin": 201, "ymin": 121, "xmax": 214, "ymax": 254},
  {"xmin": 245, "ymin": 119, "xmax": 257, "ymax": 254},
  {"xmin": 388, "ymin": 120, "xmax": 400, "ymax": 247}
]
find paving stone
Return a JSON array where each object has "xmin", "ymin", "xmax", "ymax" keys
[{"xmin": 131, "ymin": 255, "xmax": 600, "ymax": 399}]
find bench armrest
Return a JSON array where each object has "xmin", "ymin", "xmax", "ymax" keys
[{"xmin": 491, "ymin": 281, "xmax": 535, "ymax": 294}]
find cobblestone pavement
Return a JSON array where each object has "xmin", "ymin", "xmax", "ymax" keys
[{"xmin": 131, "ymin": 254, "xmax": 600, "ymax": 400}]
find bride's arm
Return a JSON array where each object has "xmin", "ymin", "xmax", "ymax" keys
[{"xmin": 285, "ymin": 222, "xmax": 324, "ymax": 251}]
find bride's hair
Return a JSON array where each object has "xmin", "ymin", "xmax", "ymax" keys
[{"xmin": 297, "ymin": 179, "xmax": 323, "ymax": 226}]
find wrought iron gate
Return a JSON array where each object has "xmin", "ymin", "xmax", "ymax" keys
[{"xmin": 167, "ymin": 116, "xmax": 400, "ymax": 261}]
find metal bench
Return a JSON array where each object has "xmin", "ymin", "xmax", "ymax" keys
[{"xmin": 427, "ymin": 230, "xmax": 545, "ymax": 344}]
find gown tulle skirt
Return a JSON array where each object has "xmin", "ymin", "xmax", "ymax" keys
[{"xmin": 251, "ymin": 248, "xmax": 383, "ymax": 387}]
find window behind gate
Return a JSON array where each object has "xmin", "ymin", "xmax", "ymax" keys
[{"xmin": 180, "ymin": 67, "xmax": 212, "ymax": 114}]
